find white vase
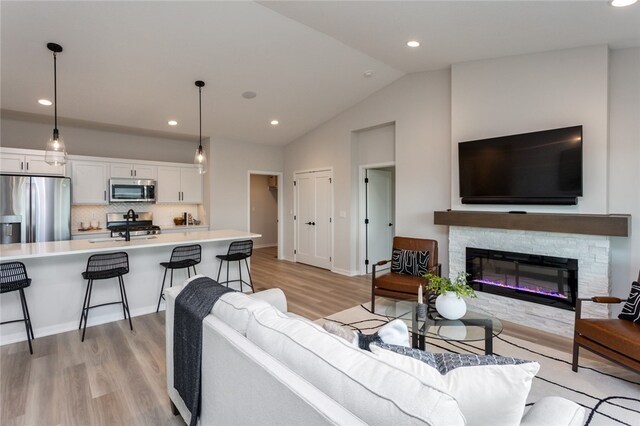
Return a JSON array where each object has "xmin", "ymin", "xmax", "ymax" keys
[{"xmin": 435, "ymin": 291, "xmax": 467, "ymax": 320}]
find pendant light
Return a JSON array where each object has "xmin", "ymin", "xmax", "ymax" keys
[
  {"xmin": 194, "ymin": 80, "xmax": 207, "ymax": 174},
  {"xmin": 44, "ymin": 43, "xmax": 68, "ymax": 166}
]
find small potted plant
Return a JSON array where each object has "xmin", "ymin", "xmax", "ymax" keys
[{"xmin": 423, "ymin": 271, "xmax": 477, "ymax": 320}]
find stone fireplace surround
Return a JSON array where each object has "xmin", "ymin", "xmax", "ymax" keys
[{"xmin": 448, "ymin": 226, "xmax": 611, "ymax": 337}]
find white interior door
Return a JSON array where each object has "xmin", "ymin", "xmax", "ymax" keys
[
  {"xmin": 295, "ymin": 170, "xmax": 332, "ymax": 270},
  {"xmin": 366, "ymin": 169, "xmax": 393, "ymax": 273}
]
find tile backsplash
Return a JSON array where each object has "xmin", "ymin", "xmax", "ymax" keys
[{"xmin": 72, "ymin": 203, "xmax": 204, "ymax": 230}]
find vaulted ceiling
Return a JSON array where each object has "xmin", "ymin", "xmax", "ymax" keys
[{"xmin": 2, "ymin": 1, "xmax": 639, "ymax": 146}]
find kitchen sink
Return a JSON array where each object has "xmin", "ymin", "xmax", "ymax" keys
[{"xmin": 89, "ymin": 236, "xmax": 158, "ymax": 243}]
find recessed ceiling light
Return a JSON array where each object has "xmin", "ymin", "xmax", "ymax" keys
[
  {"xmin": 610, "ymin": 0, "xmax": 637, "ymax": 6},
  {"xmin": 38, "ymin": 99, "xmax": 52, "ymax": 106},
  {"xmin": 270, "ymin": 120, "xmax": 279, "ymax": 126},
  {"xmin": 406, "ymin": 40, "xmax": 420, "ymax": 48},
  {"xmin": 363, "ymin": 70, "xmax": 374, "ymax": 78},
  {"xmin": 168, "ymin": 120, "xmax": 178, "ymax": 126},
  {"xmin": 242, "ymin": 91, "xmax": 257, "ymax": 99}
]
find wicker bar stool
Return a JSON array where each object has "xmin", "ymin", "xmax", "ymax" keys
[
  {"xmin": 156, "ymin": 244, "xmax": 201, "ymax": 312},
  {"xmin": 79, "ymin": 252, "xmax": 132, "ymax": 342},
  {"xmin": 0, "ymin": 262, "xmax": 35, "ymax": 354},
  {"xmin": 216, "ymin": 240, "xmax": 254, "ymax": 293}
]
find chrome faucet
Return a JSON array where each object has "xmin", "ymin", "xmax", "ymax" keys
[{"xmin": 120, "ymin": 209, "xmax": 137, "ymax": 241}]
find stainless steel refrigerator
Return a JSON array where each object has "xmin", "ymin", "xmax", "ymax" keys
[{"xmin": 0, "ymin": 175, "xmax": 71, "ymax": 244}]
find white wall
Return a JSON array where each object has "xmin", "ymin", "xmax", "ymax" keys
[
  {"xmin": 210, "ymin": 138, "xmax": 283, "ymax": 232},
  {"xmin": 250, "ymin": 174, "xmax": 278, "ymax": 247},
  {"xmin": 284, "ymin": 70, "xmax": 451, "ymax": 274},
  {"xmin": 0, "ymin": 118, "xmax": 197, "ymax": 163},
  {"xmin": 451, "ymin": 45, "xmax": 609, "ymax": 214},
  {"xmin": 608, "ymin": 47, "xmax": 640, "ymax": 304}
]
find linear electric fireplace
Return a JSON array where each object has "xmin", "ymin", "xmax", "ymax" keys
[{"xmin": 466, "ymin": 248, "xmax": 578, "ymax": 311}]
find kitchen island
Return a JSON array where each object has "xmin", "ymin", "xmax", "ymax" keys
[{"xmin": 0, "ymin": 229, "xmax": 260, "ymax": 345}]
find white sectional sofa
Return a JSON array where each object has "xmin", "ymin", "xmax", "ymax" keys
[{"xmin": 166, "ymin": 283, "xmax": 586, "ymax": 426}]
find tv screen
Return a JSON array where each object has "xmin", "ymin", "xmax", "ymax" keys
[{"xmin": 458, "ymin": 126, "xmax": 583, "ymax": 204}]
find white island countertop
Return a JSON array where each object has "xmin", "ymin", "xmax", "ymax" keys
[{"xmin": 0, "ymin": 229, "xmax": 260, "ymax": 261}]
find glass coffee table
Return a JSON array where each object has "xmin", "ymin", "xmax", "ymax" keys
[{"xmin": 385, "ymin": 300, "xmax": 503, "ymax": 355}]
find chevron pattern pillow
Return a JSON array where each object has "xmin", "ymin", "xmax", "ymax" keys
[{"xmin": 618, "ymin": 281, "xmax": 640, "ymax": 323}]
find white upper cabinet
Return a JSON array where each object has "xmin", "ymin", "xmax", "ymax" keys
[
  {"xmin": 71, "ymin": 161, "xmax": 108, "ymax": 205},
  {"xmin": 109, "ymin": 163, "xmax": 157, "ymax": 179},
  {"xmin": 0, "ymin": 149, "xmax": 65, "ymax": 176},
  {"xmin": 157, "ymin": 167, "xmax": 181, "ymax": 203},
  {"xmin": 157, "ymin": 166, "xmax": 203, "ymax": 204}
]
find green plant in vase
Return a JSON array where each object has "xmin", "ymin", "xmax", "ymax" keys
[{"xmin": 423, "ymin": 272, "xmax": 477, "ymax": 320}]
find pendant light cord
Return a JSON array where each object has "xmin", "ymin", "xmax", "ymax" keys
[
  {"xmin": 198, "ymin": 85, "xmax": 202, "ymax": 151},
  {"xmin": 53, "ymin": 51, "xmax": 58, "ymax": 134}
]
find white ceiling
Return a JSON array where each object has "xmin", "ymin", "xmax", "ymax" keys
[{"xmin": 2, "ymin": 1, "xmax": 639, "ymax": 146}]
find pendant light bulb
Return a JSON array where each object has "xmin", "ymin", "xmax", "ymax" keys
[
  {"xmin": 45, "ymin": 132, "xmax": 67, "ymax": 166},
  {"xmin": 194, "ymin": 80, "xmax": 207, "ymax": 174}
]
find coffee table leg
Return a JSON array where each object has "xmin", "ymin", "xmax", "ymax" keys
[{"xmin": 485, "ymin": 322, "xmax": 493, "ymax": 355}]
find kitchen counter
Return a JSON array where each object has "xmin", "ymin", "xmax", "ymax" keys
[
  {"xmin": 0, "ymin": 229, "xmax": 256, "ymax": 261},
  {"xmin": 0, "ymin": 229, "xmax": 260, "ymax": 345}
]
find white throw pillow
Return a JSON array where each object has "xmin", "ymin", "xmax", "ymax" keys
[
  {"xmin": 247, "ymin": 306, "xmax": 465, "ymax": 426},
  {"xmin": 211, "ymin": 292, "xmax": 271, "ymax": 335},
  {"xmin": 370, "ymin": 344, "xmax": 540, "ymax": 426}
]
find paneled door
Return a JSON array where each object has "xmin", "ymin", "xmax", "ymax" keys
[
  {"xmin": 366, "ymin": 169, "xmax": 394, "ymax": 273},
  {"xmin": 295, "ymin": 170, "xmax": 332, "ymax": 270}
]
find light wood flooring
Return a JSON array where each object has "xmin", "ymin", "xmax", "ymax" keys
[{"xmin": 0, "ymin": 246, "xmax": 577, "ymax": 425}]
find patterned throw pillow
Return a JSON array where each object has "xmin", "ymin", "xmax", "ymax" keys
[
  {"xmin": 372, "ymin": 343, "xmax": 529, "ymax": 374},
  {"xmin": 390, "ymin": 249, "xmax": 430, "ymax": 276},
  {"xmin": 618, "ymin": 281, "xmax": 640, "ymax": 323},
  {"xmin": 370, "ymin": 343, "xmax": 539, "ymax": 426}
]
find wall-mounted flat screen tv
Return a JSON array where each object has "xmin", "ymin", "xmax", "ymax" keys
[{"xmin": 458, "ymin": 126, "xmax": 583, "ymax": 205}]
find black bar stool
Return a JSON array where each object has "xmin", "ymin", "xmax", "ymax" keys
[
  {"xmin": 79, "ymin": 252, "xmax": 132, "ymax": 342},
  {"xmin": 156, "ymin": 244, "xmax": 201, "ymax": 312},
  {"xmin": 0, "ymin": 262, "xmax": 35, "ymax": 354},
  {"xmin": 216, "ymin": 240, "xmax": 254, "ymax": 293}
]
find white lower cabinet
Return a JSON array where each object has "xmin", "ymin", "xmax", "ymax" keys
[{"xmin": 71, "ymin": 161, "xmax": 108, "ymax": 205}]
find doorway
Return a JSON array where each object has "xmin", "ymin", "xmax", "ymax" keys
[
  {"xmin": 247, "ymin": 171, "xmax": 283, "ymax": 260},
  {"xmin": 294, "ymin": 168, "xmax": 333, "ymax": 270},
  {"xmin": 360, "ymin": 164, "xmax": 395, "ymax": 274}
]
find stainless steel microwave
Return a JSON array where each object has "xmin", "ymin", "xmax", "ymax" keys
[{"xmin": 109, "ymin": 178, "xmax": 156, "ymax": 203}]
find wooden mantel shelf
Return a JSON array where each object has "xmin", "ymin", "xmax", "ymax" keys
[{"xmin": 434, "ymin": 210, "xmax": 630, "ymax": 237}]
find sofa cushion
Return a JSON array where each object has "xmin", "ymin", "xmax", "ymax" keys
[
  {"xmin": 247, "ymin": 306, "xmax": 465, "ymax": 426},
  {"xmin": 374, "ymin": 272, "xmax": 423, "ymax": 293},
  {"xmin": 618, "ymin": 281, "xmax": 640, "ymax": 323},
  {"xmin": 575, "ymin": 318, "xmax": 640, "ymax": 356},
  {"xmin": 370, "ymin": 344, "xmax": 539, "ymax": 426},
  {"xmin": 212, "ymin": 292, "xmax": 272, "ymax": 335},
  {"xmin": 391, "ymin": 249, "xmax": 430, "ymax": 276}
]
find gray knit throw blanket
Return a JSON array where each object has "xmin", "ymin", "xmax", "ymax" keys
[{"xmin": 173, "ymin": 277, "xmax": 235, "ymax": 426}]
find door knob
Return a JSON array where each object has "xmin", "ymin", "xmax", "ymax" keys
[
  {"xmin": 388, "ymin": 223, "xmax": 393, "ymax": 227},
  {"xmin": 312, "ymin": 222, "xmax": 316, "ymax": 226},
  {"xmin": 305, "ymin": 222, "xmax": 312, "ymax": 225}
]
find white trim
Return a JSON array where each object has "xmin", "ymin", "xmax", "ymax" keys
[
  {"xmin": 331, "ymin": 267, "xmax": 359, "ymax": 277},
  {"xmin": 358, "ymin": 162, "xmax": 395, "ymax": 275},
  {"xmin": 247, "ymin": 170, "xmax": 284, "ymax": 260},
  {"xmin": 293, "ymin": 167, "xmax": 334, "ymax": 270},
  {"xmin": 0, "ymin": 304, "xmax": 158, "ymax": 346},
  {"xmin": 253, "ymin": 243, "xmax": 277, "ymax": 249}
]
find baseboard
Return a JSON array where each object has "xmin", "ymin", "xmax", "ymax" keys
[
  {"xmin": 283, "ymin": 256, "xmax": 295, "ymax": 262},
  {"xmin": 331, "ymin": 267, "xmax": 359, "ymax": 277},
  {"xmin": 0, "ymin": 304, "xmax": 159, "ymax": 346},
  {"xmin": 254, "ymin": 243, "xmax": 277, "ymax": 249}
]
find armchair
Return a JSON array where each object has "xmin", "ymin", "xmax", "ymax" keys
[
  {"xmin": 371, "ymin": 236, "xmax": 441, "ymax": 312},
  {"xmin": 572, "ymin": 271, "xmax": 640, "ymax": 373}
]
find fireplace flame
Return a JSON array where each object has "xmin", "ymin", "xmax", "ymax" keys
[{"xmin": 474, "ymin": 279, "xmax": 569, "ymax": 299}]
